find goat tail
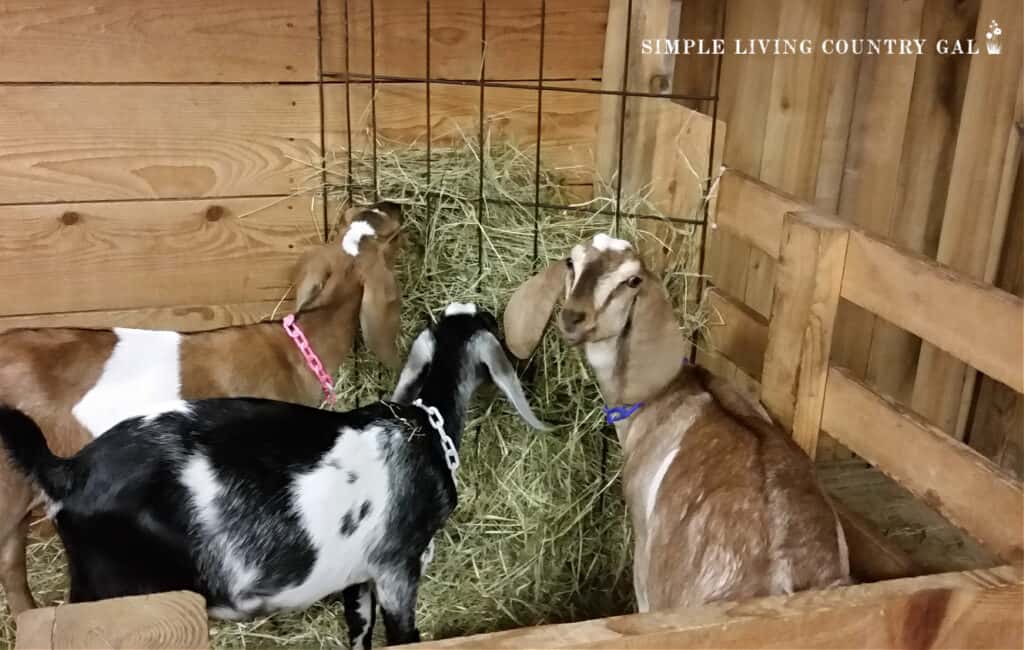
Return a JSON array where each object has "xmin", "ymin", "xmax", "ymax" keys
[{"xmin": 0, "ymin": 406, "xmax": 73, "ymax": 500}]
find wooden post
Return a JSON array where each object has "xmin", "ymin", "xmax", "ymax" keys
[
  {"xmin": 760, "ymin": 211, "xmax": 850, "ymax": 457},
  {"xmin": 15, "ymin": 591, "xmax": 209, "ymax": 650}
]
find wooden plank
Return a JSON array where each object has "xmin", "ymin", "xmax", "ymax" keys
[
  {"xmin": 322, "ymin": 0, "xmax": 607, "ymax": 81},
  {"xmin": 0, "ymin": 0, "xmax": 317, "ymax": 82},
  {"xmin": 831, "ymin": 0, "xmax": 924, "ymax": 380},
  {"xmin": 969, "ymin": 164, "xmax": 1024, "ymax": 479},
  {"xmin": 13, "ymin": 607, "xmax": 55, "ymax": 650},
  {"xmin": 842, "ymin": 229, "xmax": 1024, "ymax": 394},
  {"xmin": 703, "ymin": 0, "xmax": 780, "ymax": 315},
  {"xmin": 862, "ymin": 0, "xmax": 979, "ymax": 404},
  {"xmin": 0, "ymin": 301, "xmax": 285, "ymax": 334},
  {"xmin": 760, "ymin": 212, "xmax": 849, "ymax": 456},
  {"xmin": 713, "ymin": 169, "xmax": 808, "ymax": 259},
  {"xmin": 0, "ymin": 85, "xmax": 321, "ymax": 203},
  {"xmin": 705, "ymin": 287, "xmax": 767, "ymax": 381},
  {"xmin": 912, "ymin": 0, "xmax": 1024, "ymax": 434},
  {"xmin": 594, "ymin": 0, "xmax": 676, "ymax": 194},
  {"xmin": 823, "ymin": 367, "xmax": 1024, "ymax": 565},
  {"xmin": 16, "ymin": 591, "xmax": 209, "ymax": 650},
  {"xmin": 405, "ymin": 567, "xmax": 1021, "ymax": 649},
  {"xmin": 670, "ymin": 0, "xmax": 721, "ymax": 115},
  {"xmin": 323, "ymin": 82, "xmax": 601, "ymax": 187},
  {"xmin": 0, "ymin": 197, "xmax": 317, "ymax": 317}
]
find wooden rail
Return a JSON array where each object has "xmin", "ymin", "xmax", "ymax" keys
[
  {"xmin": 404, "ymin": 566, "xmax": 1022, "ymax": 649},
  {"xmin": 707, "ymin": 168, "xmax": 1024, "ymax": 563}
]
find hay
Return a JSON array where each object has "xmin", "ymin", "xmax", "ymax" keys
[{"xmin": 1, "ymin": 133, "xmax": 708, "ymax": 649}]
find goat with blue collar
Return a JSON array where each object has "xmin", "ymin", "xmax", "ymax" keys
[{"xmin": 0, "ymin": 303, "xmax": 548, "ymax": 648}]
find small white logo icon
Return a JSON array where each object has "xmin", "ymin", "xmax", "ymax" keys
[{"xmin": 986, "ymin": 20, "xmax": 1002, "ymax": 54}]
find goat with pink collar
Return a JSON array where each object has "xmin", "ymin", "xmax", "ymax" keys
[{"xmin": 0, "ymin": 201, "xmax": 403, "ymax": 616}]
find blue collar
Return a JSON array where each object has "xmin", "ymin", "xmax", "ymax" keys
[
  {"xmin": 603, "ymin": 402, "xmax": 643, "ymax": 424},
  {"xmin": 602, "ymin": 358, "xmax": 691, "ymax": 424}
]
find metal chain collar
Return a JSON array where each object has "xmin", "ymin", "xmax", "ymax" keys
[{"xmin": 412, "ymin": 398, "xmax": 460, "ymax": 480}]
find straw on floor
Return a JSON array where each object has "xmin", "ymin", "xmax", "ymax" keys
[{"xmin": 1, "ymin": 135, "xmax": 708, "ymax": 649}]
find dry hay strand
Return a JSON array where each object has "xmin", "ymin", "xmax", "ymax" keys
[{"xmin": 2, "ymin": 134, "xmax": 710, "ymax": 649}]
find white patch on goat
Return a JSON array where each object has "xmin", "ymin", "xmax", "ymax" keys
[
  {"xmin": 569, "ymin": 245, "xmax": 587, "ymax": 291},
  {"xmin": 591, "ymin": 233, "xmax": 631, "ymax": 252},
  {"xmin": 72, "ymin": 328, "xmax": 182, "ymax": 438},
  {"xmin": 181, "ymin": 455, "xmax": 258, "ymax": 598},
  {"xmin": 261, "ymin": 425, "xmax": 392, "ymax": 612},
  {"xmin": 352, "ymin": 587, "xmax": 374, "ymax": 648},
  {"xmin": 391, "ymin": 330, "xmax": 435, "ymax": 402},
  {"xmin": 444, "ymin": 302, "xmax": 477, "ymax": 316},
  {"xmin": 643, "ymin": 394, "xmax": 710, "ymax": 521},
  {"xmin": 594, "ymin": 260, "xmax": 642, "ymax": 306},
  {"xmin": 584, "ymin": 338, "xmax": 618, "ymax": 374},
  {"xmin": 835, "ymin": 512, "xmax": 850, "ymax": 579},
  {"xmin": 645, "ymin": 449, "xmax": 679, "ymax": 522},
  {"xmin": 142, "ymin": 400, "xmax": 193, "ymax": 423},
  {"xmin": 342, "ymin": 220, "xmax": 376, "ymax": 256}
]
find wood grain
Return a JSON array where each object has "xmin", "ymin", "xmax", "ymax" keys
[
  {"xmin": 760, "ymin": 212, "xmax": 849, "ymax": 456},
  {"xmin": 322, "ymin": 0, "xmax": 608, "ymax": 81},
  {"xmin": 404, "ymin": 567, "xmax": 1021, "ymax": 649},
  {"xmin": 0, "ymin": 1, "xmax": 317, "ymax": 83},
  {"xmin": 705, "ymin": 287, "xmax": 768, "ymax": 381},
  {"xmin": 824, "ymin": 367, "xmax": 1024, "ymax": 564},
  {"xmin": 324, "ymin": 82, "xmax": 601, "ymax": 186},
  {"xmin": 15, "ymin": 591, "xmax": 209, "ymax": 649},
  {"xmin": 843, "ymin": 229, "xmax": 1024, "ymax": 395},
  {"xmin": 0, "ymin": 197, "xmax": 317, "ymax": 317},
  {"xmin": 714, "ymin": 169, "xmax": 809, "ymax": 260},
  {"xmin": 861, "ymin": 0, "xmax": 979, "ymax": 405},
  {"xmin": 0, "ymin": 300, "xmax": 286, "ymax": 334},
  {"xmin": 831, "ymin": 0, "xmax": 924, "ymax": 380},
  {"xmin": 912, "ymin": 0, "xmax": 1023, "ymax": 434},
  {"xmin": 0, "ymin": 85, "xmax": 321, "ymax": 203}
]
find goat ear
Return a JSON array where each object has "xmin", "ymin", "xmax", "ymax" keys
[
  {"xmin": 356, "ymin": 245, "xmax": 402, "ymax": 370},
  {"xmin": 476, "ymin": 332, "xmax": 551, "ymax": 430},
  {"xmin": 294, "ymin": 251, "xmax": 332, "ymax": 313},
  {"xmin": 391, "ymin": 329, "xmax": 433, "ymax": 403},
  {"xmin": 503, "ymin": 261, "xmax": 567, "ymax": 360}
]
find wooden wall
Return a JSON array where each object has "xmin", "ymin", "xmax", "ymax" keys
[
  {"xmin": 0, "ymin": 0, "xmax": 610, "ymax": 332},
  {"xmin": 688, "ymin": 0, "xmax": 1023, "ymax": 475}
]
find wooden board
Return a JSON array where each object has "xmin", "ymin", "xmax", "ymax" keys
[
  {"xmin": 0, "ymin": 0, "xmax": 318, "ymax": 82},
  {"xmin": 0, "ymin": 85, "xmax": 321, "ymax": 203},
  {"xmin": 15, "ymin": 591, "xmax": 208, "ymax": 649},
  {"xmin": 0, "ymin": 197, "xmax": 317, "ymax": 317},
  {"xmin": 862, "ymin": 0, "xmax": 979, "ymax": 404},
  {"xmin": 714, "ymin": 169, "xmax": 808, "ymax": 259},
  {"xmin": 322, "ymin": 0, "xmax": 608, "ymax": 81},
  {"xmin": 323, "ymin": 82, "xmax": 601, "ymax": 186},
  {"xmin": 912, "ymin": 0, "xmax": 1024, "ymax": 434},
  {"xmin": 823, "ymin": 367, "xmax": 1024, "ymax": 564},
  {"xmin": 0, "ymin": 300, "xmax": 286, "ymax": 333},
  {"xmin": 704, "ymin": 287, "xmax": 768, "ymax": 380},
  {"xmin": 760, "ymin": 212, "xmax": 849, "ymax": 455},
  {"xmin": 406, "ymin": 567, "xmax": 1022, "ymax": 649},
  {"xmin": 831, "ymin": 0, "xmax": 924, "ymax": 380},
  {"xmin": 843, "ymin": 229, "xmax": 1024, "ymax": 395}
]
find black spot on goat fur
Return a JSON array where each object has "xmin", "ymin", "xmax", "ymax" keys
[
  {"xmin": 347, "ymin": 471, "xmax": 359, "ymax": 484},
  {"xmin": 340, "ymin": 500, "xmax": 374, "ymax": 536}
]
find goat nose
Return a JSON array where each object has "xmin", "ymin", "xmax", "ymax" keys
[{"xmin": 562, "ymin": 309, "xmax": 585, "ymax": 327}]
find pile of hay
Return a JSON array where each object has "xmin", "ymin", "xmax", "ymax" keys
[{"xmin": 1, "ymin": 135, "xmax": 707, "ymax": 649}]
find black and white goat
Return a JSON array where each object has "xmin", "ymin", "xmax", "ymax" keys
[{"xmin": 0, "ymin": 304, "xmax": 547, "ymax": 647}]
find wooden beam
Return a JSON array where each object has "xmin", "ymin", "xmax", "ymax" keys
[
  {"xmin": 842, "ymin": 229, "xmax": 1024, "ymax": 395},
  {"xmin": 912, "ymin": 0, "xmax": 1024, "ymax": 434},
  {"xmin": 15, "ymin": 591, "xmax": 209, "ymax": 650},
  {"xmin": 402, "ymin": 567, "xmax": 1021, "ymax": 649},
  {"xmin": 713, "ymin": 169, "xmax": 809, "ymax": 259},
  {"xmin": 823, "ymin": 367, "xmax": 1024, "ymax": 565},
  {"xmin": 760, "ymin": 212, "xmax": 850, "ymax": 456},
  {"xmin": 0, "ymin": 0, "xmax": 318, "ymax": 82},
  {"xmin": 832, "ymin": 503, "xmax": 921, "ymax": 582},
  {"xmin": 0, "ymin": 300, "xmax": 284, "ymax": 333}
]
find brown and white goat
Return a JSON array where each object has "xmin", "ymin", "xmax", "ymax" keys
[
  {"xmin": 0, "ymin": 202, "xmax": 403, "ymax": 616},
  {"xmin": 503, "ymin": 233, "xmax": 849, "ymax": 612}
]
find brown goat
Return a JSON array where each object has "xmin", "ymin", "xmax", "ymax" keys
[
  {"xmin": 0, "ymin": 202, "xmax": 403, "ymax": 616},
  {"xmin": 503, "ymin": 233, "xmax": 849, "ymax": 611}
]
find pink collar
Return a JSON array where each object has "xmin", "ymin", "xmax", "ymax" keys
[{"xmin": 282, "ymin": 314, "xmax": 336, "ymax": 404}]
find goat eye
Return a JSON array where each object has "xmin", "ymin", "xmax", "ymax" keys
[
  {"xmin": 565, "ymin": 257, "xmax": 574, "ymax": 271},
  {"xmin": 627, "ymin": 276, "xmax": 642, "ymax": 288}
]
